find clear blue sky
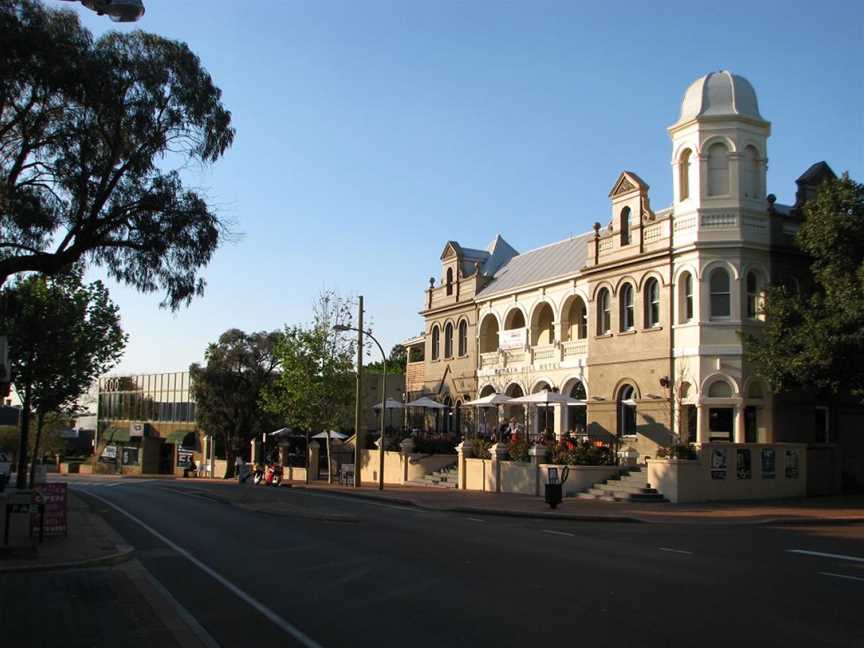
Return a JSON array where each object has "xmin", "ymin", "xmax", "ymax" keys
[{"xmin": 72, "ymin": 0, "xmax": 863, "ymax": 374}]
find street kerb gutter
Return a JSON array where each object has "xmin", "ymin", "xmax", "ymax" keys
[{"xmin": 0, "ymin": 544, "xmax": 134, "ymax": 574}]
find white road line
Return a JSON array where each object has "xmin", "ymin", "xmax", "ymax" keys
[
  {"xmin": 466, "ymin": 517, "xmax": 484, "ymax": 523},
  {"xmin": 659, "ymin": 547, "xmax": 693, "ymax": 555},
  {"xmin": 86, "ymin": 491, "xmax": 324, "ymax": 648},
  {"xmin": 542, "ymin": 529, "xmax": 574, "ymax": 537},
  {"xmin": 136, "ymin": 562, "xmax": 221, "ymax": 648},
  {"xmin": 787, "ymin": 549, "xmax": 864, "ymax": 563},
  {"xmin": 819, "ymin": 572, "xmax": 864, "ymax": 583}
]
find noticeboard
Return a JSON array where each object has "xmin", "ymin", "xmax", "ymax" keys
[{"xmin": 34, "ymin": 482, "xmax": 68, "ymax": 536}]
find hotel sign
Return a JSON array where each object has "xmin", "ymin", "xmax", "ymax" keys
[{"xmin": 500, "ymin": 329, "xmax": 526, "ymax": 350}]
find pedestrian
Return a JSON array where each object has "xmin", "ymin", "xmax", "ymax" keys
[{"xmin": 235, "ymin": 455, "xmax": 244, "ymax": 483}]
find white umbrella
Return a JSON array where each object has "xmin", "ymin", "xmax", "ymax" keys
[
  {"xmin": 268, "ymin": 427, "xmax": 295, "ymax": 437},
  {"xmin": 311, "ymin": 430, "xmax": 348, "ymax": 440},
  {"xmin": 405, "ymin": 396, "xmax": 446, "ymax": 409},
  {"xmin": 372, "ymin": 398, "xmax": 405, "ymax": 410},
  {"xmin": 508, "ymin": 389, "xmax": 585, "ymax": 406},
  {"xmin": 464, "ymin": 393, "xmax": 512, "ymax": 407}
]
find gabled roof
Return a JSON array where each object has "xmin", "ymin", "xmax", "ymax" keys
[
  {"xmin": 796, "ymin": 161, "xmax": 836, "ymax": 185},
  {"xmin": 475, "ymin": 232, "xmax": 593, "ymax": 300},
  {"xmin": 609, "ymin": 171, "xmax": 649, "ymax": 198}
]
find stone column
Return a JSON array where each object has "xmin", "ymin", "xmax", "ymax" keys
[
  {"xmin": 528, "ymin": 444, "xmax": 549, "ymax": 496},
  {"xmin": 489, "ymin": 442, "xmax": 508, "ymax": 493},
  {"xmin": 734, "ymin": 405, "xmax": 746, "ymax": 444},
  {"xmin": 696, "ymin": 403, "xmax": 710, "ymax": 445},
  {"xmin": 456, "ymin": 439, "xmax": 472, "ymax": 490},
  {"xmin": 308, "ymin": 441, "xmax": 320, "ymax": 481},
  {"xmin": 278, "ymin": 445, "xmax": 289, "ymax": 467},
  {"xmin": 399, "ymin": 438, "xmax": 415, "ymax": 484},
  {"xmin": 250, "ymin": 437, "xmax": 262, "ymax": 465}
]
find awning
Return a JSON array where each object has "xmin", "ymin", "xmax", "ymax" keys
[
  {"xmin": 104, "ymin": 427, "xmax": 130, "ymax": 443},
  {"xmin": 165, "ymin": 430, "xmax": 199, "ymax": 449}
]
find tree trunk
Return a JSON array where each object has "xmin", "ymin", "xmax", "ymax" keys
[
  {"xmin": 305, "ymin": 429, "xmax": 310, "ymax": 485},
  {"xmin": 15, "ymin": 392, "xmax": 31, "ymax": 489},
  {"xmin": 28, "ymin": 410, "xmax": 45, "ymax": 489}
]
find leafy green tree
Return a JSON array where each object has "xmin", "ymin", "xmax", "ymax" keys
[
  {"xmin": 365, "ymin": 344, "xmax": 407, "ymax": 374},
  {"xmin": 746, "ymin": 174, "xmax": 864, "ymax": 401},
  {"xmin": 189, "ymin": 329, "xmax": 283, "ymax": 476},
  {"xmin": 1, "ymin": 268, "xmax": 126, "ymax": 487},
  {"xmin": 263, "ymin": 292, "xmax": 356, "ymax": 483},
  {"xmin": 0, "ymin": 0, "xmax": 235, "ymax": 308}
]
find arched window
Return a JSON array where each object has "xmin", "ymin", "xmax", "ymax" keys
[
  {"xmin": 746, "ymin": 271, "xmax": 763, "ymax": 320},
  {"xmin": 457, "ymin": 320, "xmax": 468, "ymax": 356},
  {"xmin": 531, "ymin": 302, "xmax": 555, "ymax": 346},
  {"xmin": 444, "ymin": 322, "xmax": 454, "ymax": 358},
  {"xmin": 680, "ymin": 272, "xmax": 694, "ymax": 323},
  {"xmin": 618, "ymin": 384, "xmax": 637, "ymax": 437},
  {"xmin": 709, "ymin": 268, "xmax": 731, "ymax": 319},
  {"xmin": 620, "ymin": 207, "xmax": 631, "ymax": 246},
  {"xmin": 620, "ymin": 284, "xmax": 634, "ymax": 331},
  {"xmin": 564, "ymin": 297, "xmax": 587, "ymax": 341},
  {"xmin": 445, "ymin": 268, "xmax": 454, "ymax": 296},
  {"xmin": 478, "ymin": 314, "xmax": 500, "ymax": 353},
  {"xmin": 707, "ymin": 142, "xmax": 729, "ymax": 196},
  {"xmin": 431, "ymin": 326, "xmax": 440, "ymax": 360},
  {"xmin": 567, "ymin": 381, "xmax": 587, "ymax": 434},
  {"xmin": 597, "ymin": 289, "xmax": 611, "ymax": 335},
  {"xmin": 644, "ymin": 278, "xmax": 660, "ymax": 328},
  {"xmin": 707, "ymin": 380, "xmax": 733, "ymax": 398},
  {"xmin": 679, "ymin": 148, "xmax": 692, "ymax": 201},
  {"xmin": 742, "ymin": 145, "xmax": 760, "ymax": 199}
]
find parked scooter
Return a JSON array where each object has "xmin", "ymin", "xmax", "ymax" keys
[
  {"xmin": 251, "ymin": 463, "xmax": 266, "ymax": 485},
  {"xmin": 265, "ymin": 463, "xmax": 283, "ymax": 487}
]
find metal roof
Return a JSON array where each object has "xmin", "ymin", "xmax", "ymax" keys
[{"xmin": 475, "ymin": 232, "xmax": 593, "ymax": 299}]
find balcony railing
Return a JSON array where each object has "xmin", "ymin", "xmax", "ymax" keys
[
  {"xmin": 531, "ymin": 344, "xmax": 558, "ymax": 363},
  {"xmin": 562, "ymin": 339, "xmax": 587, "ymax": 357}
]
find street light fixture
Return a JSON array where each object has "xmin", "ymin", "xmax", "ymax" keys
[{"xmin": 334, "ymin": 323, "xmax": 388, "ymax": 491}]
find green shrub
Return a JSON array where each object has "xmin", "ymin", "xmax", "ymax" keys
[
  {"xmin": 507, "ymin": 438, "xmax": 530, "ymax": 462},
  {"xmin": 472, "ymin": 438, "xmax": 491, "ymax": 460}
]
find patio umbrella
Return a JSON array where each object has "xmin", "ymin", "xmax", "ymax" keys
[
  {"xmin": 405, "ymin": 396, "xmax": 446, "ymax": 409},
  {"xmin": 507, "ymin": 390, "xmax": 587, "ymax": 440},
  {"xmin": 311, "ymin": 431, "xmax": 349, "ymax": 440},
  {"xmin": 372, "ymin": 398, "xmax": 405, "ymax": 410},
  {"xmin": 463, "ymin": 393, "xmax": 513, "ymax": 438},
  {"xmin": 267, "ymin": 427, "xmax": 296, "ymax": 437}
]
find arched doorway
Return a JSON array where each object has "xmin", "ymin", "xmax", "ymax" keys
[
  {"xmin": 617, "ymin": 384, "xmax": 638, "ymax": 438},
  {"xmin": 532, "ymin": 381, "xmax": 554, "ymax": 439},
  {"xmin": 442, "ymin": 395, "xmax": 454, "ymax": 434},
  {"xmin": 530, "ymin": 303, "xmax": 555, "ymax": 346},
  {"xmin": 504, "ymin": 383, "xmax": 525, "ymax": 437},
  {"xmin": 565, "ymin": 380, "xmax": 587, "ymax": 436}
]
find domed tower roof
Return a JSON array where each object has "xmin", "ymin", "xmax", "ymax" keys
[{"xmin": 676, "ymin": 71, "xmax": 765, "ymax": 124}]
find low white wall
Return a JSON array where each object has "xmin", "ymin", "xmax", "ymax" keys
[
  {"xmin": 539, "ymin": 464, "xmax": 622, "ymax": 497},
  {"xmin": 464, "ymin": 458, "xmax": 487, "ymax": 491},
  {"xmin": 360, "ymin": 449, "xmax": 455, "ymax": 484},
  {"xmin": 500, "ymin": 461, "xmax": 537, "ymax": 495},
  {"xmin": 647, "ymin": 443, "xmax": 808, "ymax": 503}
]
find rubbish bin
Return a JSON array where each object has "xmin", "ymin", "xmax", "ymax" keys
[{"xmin": 544, "ymin": 483, "xmax": 563, "ymax": 509}]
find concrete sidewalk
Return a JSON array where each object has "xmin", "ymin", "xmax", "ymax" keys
[{"xmin": 282, "ymin": 481, "xmax": 864, "ymax": 525}]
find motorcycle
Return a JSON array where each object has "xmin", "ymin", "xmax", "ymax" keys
[
  {"xmin": 265, "ymin": 463, "xmax": 283, "ymax": 487},
  {"xmin": 251, "ymin": 463, "xmax": 266, "ymax": 485}
]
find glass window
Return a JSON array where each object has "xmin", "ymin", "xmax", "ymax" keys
[
  {"xmin": 597, "ymin": 289, "xmax": 611, "ymax": 335},
  {"xmin": 679, "ymin": 149, "xmax": 691, "ymax": 201},
  {"xmin": 620, "ymin": 207, "xmax": 631, "ymax": 246},
  {"xmin": 457, "ymin": 320, "xmax": 468, "ymax": 356},
  {"xmin": 445, "ymin": 268, "xmax": 453, "ymax": 296},
  {"xmin": 431, "ymin": 326, "xmax": 440, "ymax": 360},
  {"xmin": 707, "ymin": 142, "xmax": 729, "ymax": 196},
  {"xmin": 708, "ymin": 380, "xmax": 733, "ymax": 398},
  {"xmin": 620, "ymin": 284, "xmax": 634, "ymax": 331},
  {"xmin": 444, "ymin": 323, "xmax": 454, "ymax": 358},
  {"xmin": 618, "ymin": 384, "xmax": 637, "ymax": 437},
  {"xmin": 683, "ymin": 273, "xmax": 693, "ymax": 321},
  {"xmin": 709, "ymin": 407, "xmax": 734, "ymax": 441},
  {"xmin": 746, "ymin": 271, "xmax": 761, "ymax": 319},
  {"xmin": 645, "ymin": 279, "xmax": 660, "ymax": 327},
  {"xmin": 710, "ymin": 268, "xmax": 731, "ymax": 319}
]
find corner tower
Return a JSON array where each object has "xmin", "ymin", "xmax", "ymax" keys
[{"xmin": 668, "ymin": 71, "xmax": 771, "ymax": 245}]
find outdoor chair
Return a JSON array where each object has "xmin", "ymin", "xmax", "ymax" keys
[{"xmin": 340, "ymin": 464, "xmax": 355, "ymax": 486}]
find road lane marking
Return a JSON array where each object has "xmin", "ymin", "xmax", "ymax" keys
[
  {"xmin": 819, "ymin": 572, "xmax": 864, "ymax": 583},
  {"xmin": 542, "ymin": 529, "xmax": 574, "ymax": 537},
  {"xmin": 467, "ymin": 517, "xmax": 484, "ymax": 523},
  {"xmin": 87, "ymin": 491, "xmax": 324, "ymax": 648},
  {"xmin": 659, "ymin": 547, "xmax": 693, "ymax": 555},
  {"xmin": 787, "ymin": 550, "xmax": 864, "ymax": 563}
]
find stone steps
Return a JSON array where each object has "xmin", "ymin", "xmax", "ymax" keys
[
  {"xmin": 578, "ymin": 467, "xmax": 668, "ymax": 503},
  {"xmin": 406, "ymin": 463, "xmax": 459, "ymax": 489}
]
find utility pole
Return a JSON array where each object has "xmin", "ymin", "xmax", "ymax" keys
[{"xmin": 353, "ymin": 296, "xmax": 363, "ymax": 487}]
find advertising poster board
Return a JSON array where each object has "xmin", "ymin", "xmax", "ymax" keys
[
  {"xmin": 761, "ymin": 448, "xmax": 776, "ymax": 479},
  {"xmin": 33, "ymin": 482, "xmax": 68, "ymax": 537},
  {"xmin": 736, "ymin": 448, "xmax": 752, "ymax": 480},
  {"xmin": 499, "ymin": 328, "xmax": 526, "ymax": 350},
  {"xmin": 711, "ymin": 448, "xmax": 727, "ymax": 480},
  {"xmin": 785, "ymin": 450, "xmax": 800, "ymax": 479}
]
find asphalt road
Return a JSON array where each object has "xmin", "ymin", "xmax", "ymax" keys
[{"xmin": 69, "ymin": 478, "xmax": 863, "ymax": 648}]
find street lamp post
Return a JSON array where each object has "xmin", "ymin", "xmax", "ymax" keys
[{"xmin": 334, "ymin": 323, "xmax": 388, "ymax": 491}]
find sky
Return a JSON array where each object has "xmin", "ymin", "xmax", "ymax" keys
[{"xmin": 69, "ymin": 0, "xmax": 864, "ymax": 375}]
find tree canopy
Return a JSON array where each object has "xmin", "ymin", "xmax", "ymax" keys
[
  {"xmin": 189, "ymin": 329, "xmax": 282, "ymax": 472},
  {"xmin": 1, "ymin": 267, "xmax": 126, "ymax": 486},
  {"xmin": 365, "ymin": 343, "xmax": 407, "ymax": 374},
  {"xmin": 746, "ymin": 174, "xmax": 864, "ymax": 401},
  {"xmin": 0, "ymin": 0, "xmax": 235, "ymax": 308}
]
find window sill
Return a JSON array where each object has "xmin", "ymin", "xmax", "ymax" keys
[
  {"xmin": 618, "ymin": 329, "xmax": 637, "ymax": 336},
  {"xmin": 642, "ymin": 325, "xmax": 663, "ymax": 332},
  {"xmin": 595, "ymin": 333, "xmax": 614, "ymax": 339}
]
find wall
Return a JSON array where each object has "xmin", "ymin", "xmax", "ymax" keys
[
  {"xmin": 462, "ymin": 458, "xmax": 620, "ymax": 497},
  {"xmin": 359, "ymin": 449, "xmax": 455, "ymax": 484},
  {"xmin": 646, "ymin": 443, "xmax": 807, "ymax": 503},
  {"xmin": 539, "ymin": 464, "xmax": 622, "ymax": 497},
  {"xmin": 405, "ymin": 454, "xmax": 456, "ymax": 482}
]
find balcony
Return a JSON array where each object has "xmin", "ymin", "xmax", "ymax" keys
[{"xmin": 562, "ymin": 339, "xmax": 587, "ymax": 358}]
